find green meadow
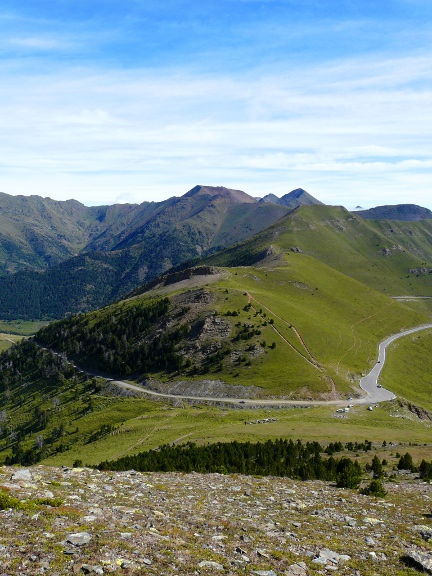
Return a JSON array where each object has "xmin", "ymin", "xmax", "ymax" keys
[
  {"xmin": 0, "ymin": 319, "xmax": 50, "ymax": 335},
  {"xmin": 0, "ymin": 333, "xmax": 22, "ymax": 351},
  {"xmin": 41, "ymin": 399, "xmax": 432, "ymax": 467},
  {"xmin": 380, "ymin": 328, "xmax": 432, "ymax": 412}
]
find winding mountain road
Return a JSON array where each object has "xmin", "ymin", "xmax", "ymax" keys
[
  {"xmin": 358, "ymin": 323, "xmax": 432, "ymax": 402},
  {"xmin": 38, "ymin": 323, "xmax": 432, "ymax": 408}
]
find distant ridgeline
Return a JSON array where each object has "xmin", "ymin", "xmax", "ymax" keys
[
  {"xmin": 0, "ymin": 186, "xmax": 320, "ymax": 320},
  {"xmin": 0, "ymin": 188, "xmax": 432, "ymax": 320}
]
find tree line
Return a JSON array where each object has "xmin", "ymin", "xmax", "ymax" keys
[{"xmin": 97, "ymin": 439, "xmax": 432, "ymax": 488}]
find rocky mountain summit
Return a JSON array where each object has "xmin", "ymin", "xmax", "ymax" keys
[{"xmin": 0, "ymin": 465, "xmax": 431, "ymax": 575}]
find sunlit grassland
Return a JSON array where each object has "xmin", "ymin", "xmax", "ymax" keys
[
  {"xmin": 262, "ymin": 205, "xmax": 432, "ymax": 297},
  {"xmin": 0, "ymin": 333, "xmax": 22, "ymax": 351},
  {"xmin": 41, "ymin": 398, "xmax": 432, "ymax": 467},
  {"xmin": 209, "ymin": 257, "xmax": 428, "ymax": 392},
  {"xmin": 0, "ymin": 319, "xmax": 50, "ymax": 335},
  {"xmin": 380, "ymin": 329, "xmax": 432, "ymax": 412}
]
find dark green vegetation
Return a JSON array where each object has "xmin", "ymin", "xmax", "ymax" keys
[
  {"xmin": 361, "ymin": 479, "xmax": 387, "ymax": 497},
  {"xmin": 97, "ymin": 438, "xmax": 430, "ymax": 492},
  {"xmin": 97, "ymin": 438, "xmax": 362, "ymax": 486},
  {"xmin": 35, "ymin": 297, "xmax": 189, "ymax": 376}
]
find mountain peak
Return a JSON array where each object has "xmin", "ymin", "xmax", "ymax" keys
[
  {"xmin": 279, "ymin": 188, "xmax": 323, "ymax": 207},
  {"xmin": 184, "ymin": 185, "xmax": 256, "ymax": 204}
]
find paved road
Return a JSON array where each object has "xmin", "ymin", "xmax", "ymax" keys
[
  {"xmin": 36, "ymin": 322, "xmax": 432, "ymax": 408},
  {"xmin": 359, "ymin": 323, "xmax": 432, "ymax": 402}
]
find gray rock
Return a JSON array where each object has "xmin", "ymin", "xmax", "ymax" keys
[
  {"xmin": 256, "ymin": 549, "xmax": 270, "ymax": 558},
  {"xmin": 198, "ymin": 560, "xmax": 224, "ymax": 570},
  {"xmin": 252, "ymin": 571, "xmax": 277, "ymax": 576},
  {"xmin": 312, "ymin": 557, "xmax": 327, "ymax": 565},
  {"xmin": 365, "ymin": 536, "xmax": 376, "ymax": 546},
  {"xmin": 406, "ymin": 550, "xmax": 432, "ymax": 573},
  {"xmin": 66, "ymin": 532, "xmax": 92, "ymax": 546},
  {"xmin": 284, "ymin": 561, "xmax": 308, "ymax": 575},
  {"xmin": 78, "ymin": 565, "xmax": 93, "ymax": 575},
  {"xmin": 120, "ymin": 560, "xmax": 132, "ymax": 569},
  {"xmin": 414, "ymin": 525, "xmax": 432, "ymax": 542},
  {"xmin": 11, "ymin": 468, "xmax": 33, "ymax": 481},
  {"xmin": 339, "ymin": 554, "xmax": 351, "ymax": 562},
  {"xmin": 318, "ymin": 548, "xmax": 340, "ymax": 564}
]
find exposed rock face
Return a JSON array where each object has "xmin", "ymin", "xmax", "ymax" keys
[
  {"xmin": 0, "ymin": 465, "xmax": 431, "ymax": 575},
  {"xmin": 141, "ymin": 378, "xmax": 260, "ymax": 399}
]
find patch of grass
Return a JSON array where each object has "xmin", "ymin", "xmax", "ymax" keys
[
  {"xmin": 380, "ymin": 329, "xmax": 432, "ymax": 411},
  {"xmin": 0, "ymin": 319, "xmax": 50, "ymax": 335},
  {"xmin": 41, "ymin": 401, "xmax": 432, "ymax": 467},
  {"xmin": 0, "ymin": 490, "xmax": 63, "ymax": 510},
  {"xmin": 0, "ymin": 333, "xmax": 22, "ymax": 351}
]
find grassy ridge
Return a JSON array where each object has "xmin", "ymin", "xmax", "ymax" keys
[{"xmin": 206, "ymin": 205, "xmax": 432, "ymax": 296}]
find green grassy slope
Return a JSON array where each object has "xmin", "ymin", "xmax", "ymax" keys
[
  {"xmin": 32, "ymin": 250, "xmax": 430, "ymax": 400},
  {"xmin": 206, "ymin": 205, "xmax": 432, "ymax": 296},
  {"xmin": 380, "ymin": 329, "xmax": 432, "ymax": 412}
]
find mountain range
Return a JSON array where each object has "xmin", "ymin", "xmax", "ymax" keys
[
  {"xmin": 0, "ymin": 186, "xmax": 431, "ymax": 320},
  {"xmin": 0, "ymin": 186, "xmax": 323, "ymax": 318}
]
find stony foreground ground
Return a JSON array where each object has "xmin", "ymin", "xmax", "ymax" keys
[{"xmin": 0, "ymin": 465, "xmax": 431, "ymax": 575}]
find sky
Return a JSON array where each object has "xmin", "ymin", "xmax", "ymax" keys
[{"xmin": 1, "ymin": 0, "xmax": 431, "ymax": 209}]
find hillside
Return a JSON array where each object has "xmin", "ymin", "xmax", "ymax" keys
[
  {"xmin": 2, "ymin": 201, "xmax": 432, "ymax": 322},
  {"xmin": 205, "ymin": 204, "xmax": 432, "ymax": 297},
  {"xmin": 1, "ymin": 202, "xmax": 432, "ymax": 469},
  {"xmin": 2, "ymin": 464, "xmax": 432, "ymax": 576},
  {"xmin": 1, "ymin": 241, "xmax": 432, "ymax": 467},
  {"xmin": 354, "ymin": 204, "xmax": 432, "ymax": 221},
  {"xmin": 2, "ymin": 191, "xmax": 432, "ymax": 321},
  {"xmin": 0, "ymin": 192, "xmax": 137, "ymax": 275}
]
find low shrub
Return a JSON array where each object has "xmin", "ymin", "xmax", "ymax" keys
[{"xmin": 361, "ymin": 479, "xmax": 387, "ymax": 497}]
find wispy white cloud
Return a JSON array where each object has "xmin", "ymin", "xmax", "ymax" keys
[{"xmin": 0, "ymin": 24, "xmax": 431, "ymax": 208}]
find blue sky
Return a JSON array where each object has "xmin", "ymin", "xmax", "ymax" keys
[{"xmin": 1, "ymin": 1, "xmax": 431, "ymax": 208}]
